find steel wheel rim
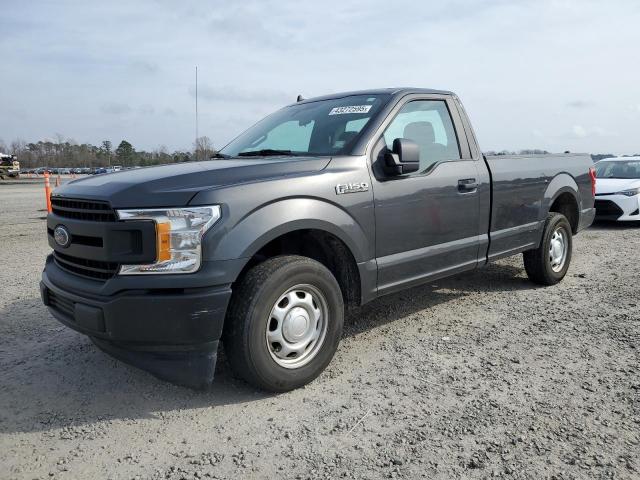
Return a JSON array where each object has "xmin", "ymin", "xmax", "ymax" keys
[
  {"xmin": 265, "ymin": 284, "xmax": 329, "ymax": 369},
  {"xmin": 549, "ymin": 227, "xmax": 567, "ymax": 272}
]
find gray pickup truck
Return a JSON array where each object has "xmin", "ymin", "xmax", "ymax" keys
[{"xmin": 40, "ymin": 88, "xmax": 596, "ymax": 391}]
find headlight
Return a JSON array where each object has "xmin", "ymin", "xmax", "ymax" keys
[
  {"xmin": 116, "ymin": 206, "xmax": 221, "ymax": 275},
  {"xmin": 615, "ymin": 188, "xmax": 640, "ymax": 197}
]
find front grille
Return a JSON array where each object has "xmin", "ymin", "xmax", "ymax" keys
[
  {"xmin": 595, "ymin": 200, "xmax": 623, "ymax": 218},
  {"xmin": 48, "ymin": 290, "xmax": 74, "ymax": 319},
  {"xmin": 51, "ymin": 197, "xmax": 116, "ymax": 222},
  {"xmin": 53, "ymin": 251, "xmax": 119, "ymax": 280}
]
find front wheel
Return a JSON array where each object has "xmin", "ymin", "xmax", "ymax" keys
[
  {"xmin": 523, "ymin": 212, "xmax": 573, "ymax": 285},
  {"xmin": 223, "ymin": 255, "xmax": 344, "ymax": 392}
]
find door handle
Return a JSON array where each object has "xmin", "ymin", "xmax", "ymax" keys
[{"xmin": 458, "ymin": 178, "xmax": 477, "ymax": 193}]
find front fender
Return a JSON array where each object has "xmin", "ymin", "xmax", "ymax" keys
[{"xmin": 209, "ymin": 197, "xmax": 370, "ymax": 263}]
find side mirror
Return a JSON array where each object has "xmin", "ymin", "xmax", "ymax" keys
[{"xmin": 384, "ymin": 138, "xmax": 420, "ymax": 175}]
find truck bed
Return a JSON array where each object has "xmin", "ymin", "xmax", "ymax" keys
[{"xmin": 484, "ymin": 153, "xmax": 595, "ymax": 261}]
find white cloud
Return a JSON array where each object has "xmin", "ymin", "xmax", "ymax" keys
[
  {"xmin": 138, "ymin": 104, "xmax": 155, "ymax": 115},
  {"xmin": 101, "ymin": 103, "xmax": 132, "ymax": 115},
  {"xmin": 566, "ymin": 101, "xmax": 595, "ymax": 109},
  {"xmin": 187, "ymin": 85, "xmax": 289, "ymax": 104},
  {"xmin": 568, "ymin": 125, "xmax": 618, "ymax": 139},
  {"xmin": 130, "ymin": 60, "xmax": 159, "ymax": 74},
  {"xmin": 572, "ymin": 125, "xmax": 588, "ymax": 138}
]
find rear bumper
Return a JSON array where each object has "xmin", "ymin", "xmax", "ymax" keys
[
  {"xmin": 578, "ymin": 207, "xmax": 596, "ymax": 231},
  {"xmin": 40, "ymin": 266, "xmax": 232, "ymax": 388}
]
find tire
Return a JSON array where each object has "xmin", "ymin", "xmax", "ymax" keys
[
  {"xmin": 523, "ymin": 212, "xmax": 573, "ymax": 285},
  {"xmin": 223, "ymin": 255, "xmax": 344, "ymax": 392}
]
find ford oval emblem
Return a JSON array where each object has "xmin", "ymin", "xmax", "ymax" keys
[{"xmin": 54, "ymin": 225, "xmax": 71, "ymax": 248}]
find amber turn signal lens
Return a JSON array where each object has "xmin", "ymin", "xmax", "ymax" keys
[{"xmin": 156, "ymin": 222, "xmax": 171, "ymax": 261}]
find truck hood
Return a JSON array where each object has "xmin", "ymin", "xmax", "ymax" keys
[
  {"xmin": 596, "ymin": 178, "xmax": 640, "ymax": 195},
  {"xmin": 51, "ymin": 157, "xmax": 331, "ymax": 208}
]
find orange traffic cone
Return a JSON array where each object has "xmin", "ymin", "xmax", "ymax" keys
[
  {"xmin": 44, "ymin": 172, "xmax": 52, "ymax": 213},
  {"xmin": 55, "ymin": 175, "xmax": 61, "ymax": 187}
]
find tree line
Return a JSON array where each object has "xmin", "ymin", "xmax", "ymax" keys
[
  {"xmin": 0, "ymin": 135, "xmax": 217, "ymax": 169},
  {"xmin": 1, "ymin": 136, "xmax": 632, "ymax": 168}
]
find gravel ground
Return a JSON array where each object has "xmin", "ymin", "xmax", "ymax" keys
[{"xmin": 1, "ymin": 183, "xmax": 639, "ymax": 480}]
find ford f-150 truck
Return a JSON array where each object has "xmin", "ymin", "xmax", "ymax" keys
[{"xmin": 40, "ymin": 88, "xmax": 596, "ymax": 391}]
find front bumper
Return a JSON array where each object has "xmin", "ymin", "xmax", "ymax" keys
[
  {"xmin": 595, "ymin": 194, "xmax": 640, "ymax": 221},
  {"xmin": 41, "ymin": 263, "xmax": 232, "ymax": 389}
]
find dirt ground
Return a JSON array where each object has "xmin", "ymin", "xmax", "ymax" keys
[{"xmin": 1, "ymin": 182, "xmax": 638, "ymax": 480}]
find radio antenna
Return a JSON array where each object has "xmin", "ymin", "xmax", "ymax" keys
[{"xmin": 195, "ymin": 66, "xmax": 199, "ymax": 160}]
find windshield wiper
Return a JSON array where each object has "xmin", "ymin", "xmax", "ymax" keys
[
  {"xmin": 237, "ymin": 149, "xmax": 295, "ymax": 157},
  {"xmin": 210, "ymin": 152, "xmax": 231, "ymax": 159}
]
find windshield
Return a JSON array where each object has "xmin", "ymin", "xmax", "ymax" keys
[
  {"xmin": 595, "ymin": 160, "xmax": 640, "ymax": 179},
  {"xmin": 220, "ymin": 94, "xmax": 390, "ymax": 157}
]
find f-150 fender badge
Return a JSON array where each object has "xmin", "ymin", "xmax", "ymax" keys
[{"xmin": 335, "ymin": 182, "xmax": 369, "ymax": 195}]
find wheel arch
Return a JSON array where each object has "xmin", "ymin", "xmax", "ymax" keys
[
  {"xmin": 210, "ymin": 198, "xmax": 370, "ymax": 310},
  {"xmin": 543, "ymin": 174, "xmax": 581, "ymax": 233},
  {"xmin": 210, "ymin": 197, "xmax": 370, "ymax": 263}
]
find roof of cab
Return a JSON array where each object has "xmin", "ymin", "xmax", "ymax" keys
[{"xmin": 292, "ymin": 87, "xmax": 454, "ymax": 105}]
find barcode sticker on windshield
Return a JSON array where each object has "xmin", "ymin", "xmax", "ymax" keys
[{"xmin": 328, "ymin": 105, "xmax": 372, "ymax": 115}]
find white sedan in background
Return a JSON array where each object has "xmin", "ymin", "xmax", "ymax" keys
[{"xmin": 594, "ymin": 157, "xmax": 640, "ymax": 221}]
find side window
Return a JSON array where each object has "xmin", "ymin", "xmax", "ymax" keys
[{"xmin": 383, "ymin": 100, "xmax": 461, "ymax": 172}]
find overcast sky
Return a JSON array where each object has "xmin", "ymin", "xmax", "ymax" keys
[{"xmin": 2, "ymin": 0, "xmax": 639, "ymax": 154}]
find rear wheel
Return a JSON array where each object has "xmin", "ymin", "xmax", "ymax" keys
[
  {"xmin": 223, "ymin": 255, "xmax": 344, "ymax": 392},
  {"xmin": 523, "ymin": 212, "xmax": 573, "ymax": 285}
]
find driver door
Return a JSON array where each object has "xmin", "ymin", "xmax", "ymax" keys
[{"xmin": 372, "ymin": 96, "xmax": 482, "ymax": 295}]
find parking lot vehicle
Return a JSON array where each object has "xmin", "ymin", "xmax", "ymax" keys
[
  {"xmin": 0, "ymin": 153, "xmax": 20, "ymax": 179},
  {"xmin": 594, "ymin": 157, "xmax": 640, "ymax": 221},
  {"xmin": 40, "ymin": 88, "xmax": 596, "ymax": 391}
]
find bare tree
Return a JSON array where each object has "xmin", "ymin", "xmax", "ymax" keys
[
  {"xmin": 193, "ymin": 136, "xmax": 216, "ymax": 161},
  {"xmin": 10, "ymin": 138, "xmax": 26, "ymax": 156}
]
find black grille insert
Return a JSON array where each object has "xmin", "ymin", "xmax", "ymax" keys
[
  {"xmin": 47, "ymin": 228, "xmax": 103, "ymax": 247},
  {"xmin": 51, "ymin": 197, "xmax": 116, "ymax": 222},
  {"xmin": 595, "ymin": 200, "xmax": 623, "ymax": 218},
  {"xmin": 48, "ymin": 290, "xmax": 75, "ymax": 319},
  {"xmin": 54, "ymin": 251, "xmax": 119, "ymax": 280}
]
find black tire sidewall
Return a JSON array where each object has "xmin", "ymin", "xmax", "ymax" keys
[
  {"xmin": 542, "ymin": 215, "xmax": 572, "ymax": 282},
  {"xmin": 242, "ymin": 258, "xmax": 344, "ymax": 391}
]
